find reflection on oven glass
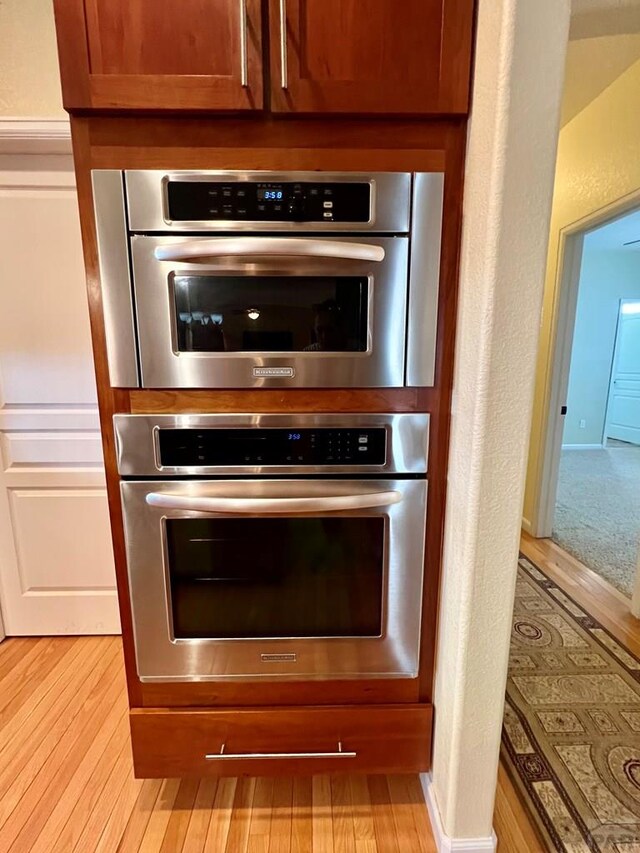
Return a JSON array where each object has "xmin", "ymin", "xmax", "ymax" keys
[
  {"xmin": 173, "ymin": 276, "xmax": 368, "ymax": 353},
  {"xmin": 165, "ymin": 517, "xmax": 384, "ymax": 639}
]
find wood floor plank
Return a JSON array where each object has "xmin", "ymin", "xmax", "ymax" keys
[
  {"xmin": 347, "ymin": 776, "xmax": 375, "ymax": 844},
  {"xmin": 367, "ymin": 776, "xmax": 399, "ymax": 853},
  {"xmin": 268, "ymin": 777, "xmax": 292, "ymax": 853},
  {"xmin": 0, "ymin": 639, "xmax": 37, "ymax": 682},
  {"xmin": 32, "ymin": 714, "xmax": 129, "ymax": 853},
  {"xmin": 291, "ymin": 777, "xmax": 312, "ymax": 853},
  {"xmin": 181, "ymin": 778, "xmax": 218, "ymax": 853},
  {"xmin": 115, "ymin": 778, "xmax": 163, "ymax": 852},
  {"xmin": 223, "ymin": 777, "xmax": 256, "ymax": 853},
  {"xmin": 401, "ymin": 777, "xmax": 437, "ymax": 853},
  {"xmin": 3, "ymin": 678, "xmax": 127, "ymax": 852},
  {"xmin": 386, "ymin": 776, "xmax": 430, "ymax": 853},
  {"xmin": 159, "ymin": 778, "xmax": 200, "ymax": 853},
  {"xmin": 312, "ymin": 776, "xmax": 334, "ymax": 853},
  {"xmin": 0, "ymin": 638, "xmax": 73, "ymax": 724},
  {"xmin": 204, "ymin": 777, "xmax": 237, "ymax": 853},
  {"xmin": 0, "ymin": 649, "xmax": 122, "ymax": 836},
  {"xmin": 138, "ymin": 777, "xmax": 182, "ymax": 852},
  {"xmin": 70, "ymin": 737, "xmax": 133, "ymax": 853},
  {"xmin": 331, "ymin": 775, "xmax": 356, "ymax": 853},
  {"xmin": 0, "ymin": 638, "xmax": 103, "ymax": 768}
]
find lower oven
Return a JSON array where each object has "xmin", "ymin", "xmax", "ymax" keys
[{"xmin": 115, "ymin": 413, "xmax": 429, "ymax": 682}]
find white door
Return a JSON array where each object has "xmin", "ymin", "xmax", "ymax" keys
[
  {"xmin": 604, "ymin": 300, "xmax": 640, "ymax": 446},
  {"xmin": 0, "ymin": 151, "xmax": 120, "ymax": 635}
]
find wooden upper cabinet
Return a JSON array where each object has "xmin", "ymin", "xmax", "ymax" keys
[
  {"xmin": 52, "ymin": 0, "xmax": 264, "ymax": 111},
  {"xmin": 53, "ymin": 0, "xmax": 474, "ymax": 115},
  {"xmin": 268, "ymin": 0, "xmax": 475, "ymax": 115}
]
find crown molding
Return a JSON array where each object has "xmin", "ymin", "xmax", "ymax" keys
[{"xmin": 0, "ymin": 117, "xmax": 72, "ymax": 155}]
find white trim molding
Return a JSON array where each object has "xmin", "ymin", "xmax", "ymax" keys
[
  {"xmin": 561, "ymin": 443, "xmax": 604, "ymax": 450},
  {"xmin": 0, "ymin": 118, "xmax": 71, "ymax": 155},
  {"xmin": 421, "ymin": 776, "xmax": 497, "ymax": 853}
]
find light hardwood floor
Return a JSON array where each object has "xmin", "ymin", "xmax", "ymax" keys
[{"xmin": 2, "ymin": 534, "xmax": 632, "ymax": 852}]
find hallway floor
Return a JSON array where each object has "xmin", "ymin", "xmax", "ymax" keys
[{"xmin": 553, "ymin": 444, "xmax": 640, "ymax": 596}]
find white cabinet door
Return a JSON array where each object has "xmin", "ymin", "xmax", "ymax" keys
[
  {"xmin": 0, "ymin": 155, "xmax": 120, "ymax": 635},
  {"xmin": 605, "ymin": 300, "xmax": 640, "ymax": 446}
]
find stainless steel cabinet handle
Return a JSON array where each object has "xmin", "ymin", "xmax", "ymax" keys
[
  {"xmin": 145, "ymin": 491, "xmax": 402, "ymax": 514},
  {"xmin": 239, "ymin": 0, "xmax": 249, "ymax": 87},
  {"xmin": 279, "ymin": 0, "xmax": 288, "ymax": 89},
  {"xmin": 205, "ymin": 742, "xmax": 356, "ymax": 760},
  {"xmin": 154, "ymin": 237, "xmax": 385, "ymax": 263}
]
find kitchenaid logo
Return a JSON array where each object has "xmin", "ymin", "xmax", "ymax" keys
[
  {"xmin": 261, "ymin": 653, "xmax": 297, "ymax": 663},
  {"xmin": 253, "ymin": 367, "xmax": 295, "ymax": 378}
]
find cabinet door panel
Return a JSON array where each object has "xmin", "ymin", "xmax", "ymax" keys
[
  {"xmin": 270, "ymin": 0, "xmax": 474, "ymax": 115},
  {"xmin": 54, "ymin": 0, "xmax": 263, "ymax": 111}
]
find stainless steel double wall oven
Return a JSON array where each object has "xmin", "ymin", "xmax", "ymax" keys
[{"xmin": 93, "ymin": 170, "xmax": 444, "ymax": 389}]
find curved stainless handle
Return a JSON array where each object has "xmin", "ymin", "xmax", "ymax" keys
[
  {"xmin": 145, "ymin": 491, "xmax": 402, "ymax": 514},
  {"xmin": 205, "ymin": 742, "xmax": 356, "ymax": 760},
  {"xmin": 239, "ymin": 0, "xmax": 248, "ymax": 87},
  {"xmin": 279, "ymin": 0, "xmax": 288, "ymax": 89},
  {"xmin": 154, "ymin": 238, "xmax": 385, "ymax": 263}
]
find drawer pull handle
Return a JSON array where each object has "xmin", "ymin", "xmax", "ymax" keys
[{"xmin": 205, "ymin": 742, "xmax": 357, "ymax": 760}]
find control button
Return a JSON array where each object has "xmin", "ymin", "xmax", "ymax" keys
[
  {"xmin": 257, "ymin": 204, "xmax": 266, "ymax": 212},
  {"xmin": 222, "ymin": 188, "xmax": 232, "ymax": 198},
  {"xmin": 237, "ymin": 208, "xmax": 248, "ymax": 217},
  {"xmin": 236, "ymin": 188, "xmax": 247, "ymax": 198},
  {"xmin": 323, "ymin": 201, "xmax": 334, "ymax": 209},
  {"xmin": 310, "ymin": 188, "xmax": 319, "ymax": 196},
  {"xmin": 208, "ymin": 208, "xmax": 220, "ymax": 215},
  {"xmin": 274, "ymin": 204, "xmax": 283, "ymax": 212},
  {"xmin": 358, "ymin": 446, "xmax": 368, "ymax": 452},
  {"xmin": 323, "ymin": 188, "xmax": 334, "ymax": 196},
  {"xmin": 358, "ymin": 435, "xmax": 369, "ymax": 444},
  {"xmin": 207, "ymin": 189, "xmax": 219, "ymax": 197},
  {"xmin": 323, "ymin": 212, "xmax": 333, "ymax": 219}
]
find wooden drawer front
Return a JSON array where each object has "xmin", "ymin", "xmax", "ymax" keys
[{"xmin": 130, "ymin": 705, "xmax": 432, "ymax": 777}]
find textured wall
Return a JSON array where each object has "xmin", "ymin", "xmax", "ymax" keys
[
  {"xmin": 563, "ymin": 247, "xmax": 640, "ymax": 445},
  {"xmin": 428, "ymin": 0, "xmax": 570, "ymax": 842},
  {"xmin": 0, "ymin": 0, "xmax": 65, "ymax": 116},
  {"xmin": 524, "ymin": 58, "xmax": 640, "ymax": 527}
]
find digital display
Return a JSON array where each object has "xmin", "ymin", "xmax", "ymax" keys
[
  {"xmin": 288, "ymin": 433, "xmax": 301, "ymax": 441},
  {"xmin": 258, "ymin": 187, "xmax": 284, "ymax": 201}
]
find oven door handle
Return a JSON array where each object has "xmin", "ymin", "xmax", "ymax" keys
[
  {"xmin": 153, "ymin": 238, "xmax": 385, "ymax": 263},
  {"xmin": 145, "ymin": 491, "xmax": 402, "ymax": 514}
]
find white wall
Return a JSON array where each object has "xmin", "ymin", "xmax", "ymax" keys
[
  {"xmin": 0, "ymin": 0, "xmax": 65, "ymax": 117},
  {"xmin": 563, "ymin": 247, "xmax": 640, "ymax": 445},
  {"xmin": 425, "ymin": 0, "xmax": 570, "ymax": 848}
]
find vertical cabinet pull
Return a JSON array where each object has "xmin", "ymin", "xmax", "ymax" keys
[
  {"xmin": 279, "ymin": 0, "xmax": 288, "ymax": 89},
  {"xmin": 239, "ymin": 0, "xmax": 249, "ymax": 87},
  {"xmin": 205, "ymin": 742, "xmax": 357, "ymax": 760}
]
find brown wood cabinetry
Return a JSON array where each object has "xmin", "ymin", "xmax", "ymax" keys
[
  {"xmin": 130, "ymin": 705, "xmax": 433, "ymax": 777},
  {"xmin": 270, "ymin": 0, "xmax": 474, "ymax": 115},
  {"xmin": 53, "ymin": 0, "xmax": 474, "ymax": 115},
  {"xmin": 53, "ymin": 0, "xmax": 264, "ymax": 110}
]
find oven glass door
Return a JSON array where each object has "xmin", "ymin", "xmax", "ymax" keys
[
  {"xmin": 121, "ymin": 478, "xmax": 427, "ymax": 681},
  {"xmin": 165, "ymin": 516, "xmax": 384, "ymax": 640},
  {"xmin": 131, "ymin": 236, "xmax": 408, "ymax": 388}
]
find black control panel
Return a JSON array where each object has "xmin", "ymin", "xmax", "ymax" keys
[
  {"xmin": 167, "ymin": 181, "xmax": 371, "ymax": 224},
  {"xmin": 158, "ymin": 428, "xmax": 386, "ymax": 467}
]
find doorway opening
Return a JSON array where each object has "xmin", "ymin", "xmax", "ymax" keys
[{"xmin": 543, "ymin": 205, "xmax": 640, "ymax": 603}]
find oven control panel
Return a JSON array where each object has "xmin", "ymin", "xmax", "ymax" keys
[
  {"xmin": 158, "ymin": 428, "xmax": 386, "ymax": 467},
  {"xmin": 166, "ymin": 181, "xmax": 372, "ymax": 223}
]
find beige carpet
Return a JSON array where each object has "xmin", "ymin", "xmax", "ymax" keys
[
  {"xmin": 553, "ymin": 445, "xmax": 640, "ymax": 597},
  {"xmin": 502, "ymin": 555, "xmax": 640, "ymax": 851}
]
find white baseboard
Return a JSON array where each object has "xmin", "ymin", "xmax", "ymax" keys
[
  {"xmin": 521, "ymin": 517, "xmax": 532, "ymax": 534},
  {"xmin": 561, "ymin": 443, "xmax": 603, "ymax": 450},
  {"xmin": 420, "ymin": 775, "xmax": 497, "ymax": 852}
]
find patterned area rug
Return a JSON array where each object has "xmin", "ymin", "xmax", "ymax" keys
[{"xmin": 502, "ymin": 555, "xmax": 640, "ymax": 852}]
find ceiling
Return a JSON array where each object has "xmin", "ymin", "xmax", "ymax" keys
[
  {"xmin": 561, "ymin": 0, "xmax": 640, "ymax": 125},
  {"xmin": 585, "ymin": 208, "xmax": 640, "ymax": 250}
]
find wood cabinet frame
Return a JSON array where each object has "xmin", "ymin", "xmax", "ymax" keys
[{"xmin": 69, "ymin": 114, "xmax": 466, "ymax": 774}]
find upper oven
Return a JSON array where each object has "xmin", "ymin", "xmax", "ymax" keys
[{"xmin": 92, "ymin": 170, "xmax": 444, "ymax": 390}]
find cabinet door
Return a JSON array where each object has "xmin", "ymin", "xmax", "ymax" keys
[
  {"xmin": 269, "ymin": 0, "xmax": 474, "ymax": 115},
  {"xmin": 53, "ymin": 0, "xmax": 263, "ymax": 111}
]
